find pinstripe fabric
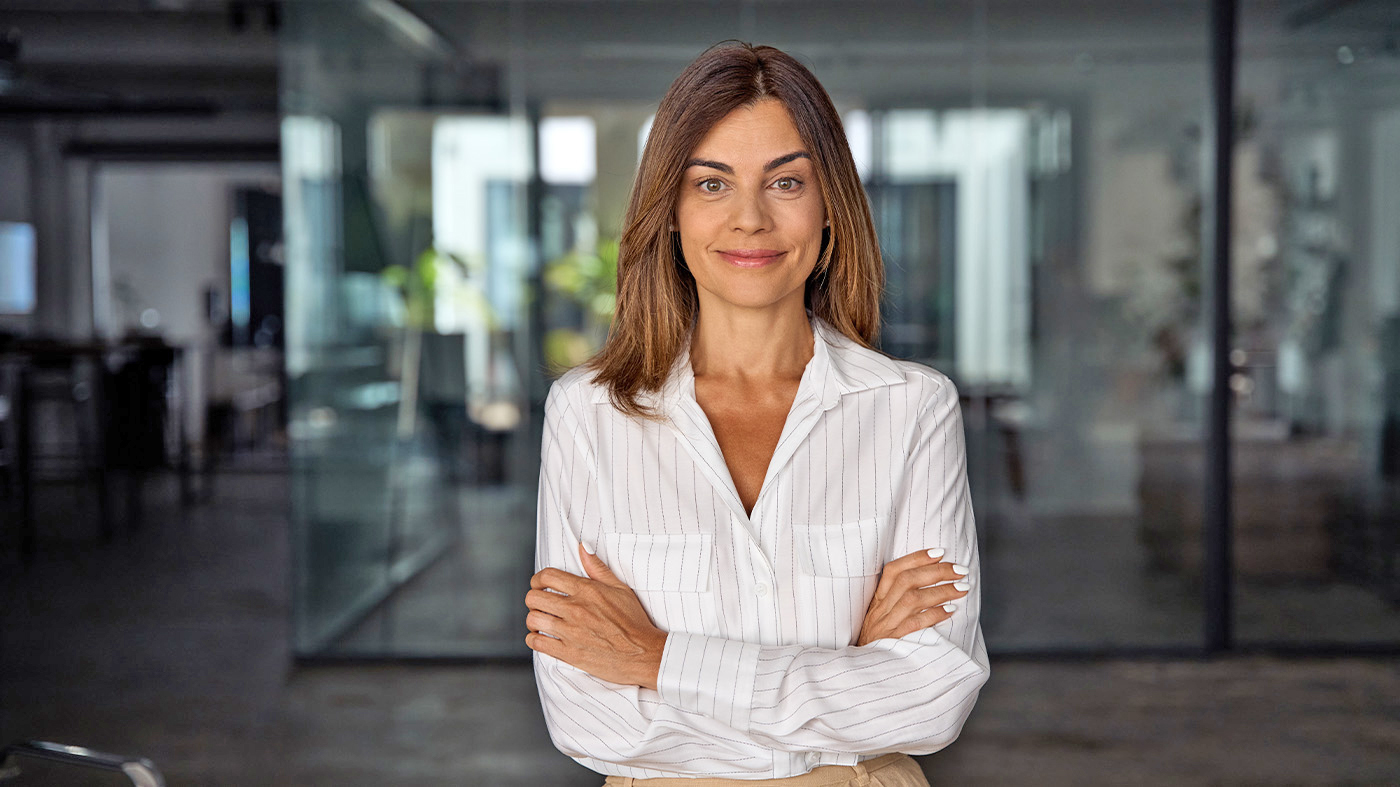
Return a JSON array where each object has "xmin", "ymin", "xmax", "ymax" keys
[{"xmin": 533, "ymin": 317, "xmax": 989, "ymax": 780}]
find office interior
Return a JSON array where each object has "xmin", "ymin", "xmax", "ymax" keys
[{"xmin": 1, "ymin": 0, "xmax": 1398, "ymax": 784}]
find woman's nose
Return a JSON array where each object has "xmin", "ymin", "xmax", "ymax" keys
[{"xmin": 729, "ymin": 189, "xmax": 771, "ymax": 234}]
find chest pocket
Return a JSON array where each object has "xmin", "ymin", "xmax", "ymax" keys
[
  {"xmin": 795, "ymin": 518, "xmax": 883, "ymax": 577},
  {"xmin": 602, "ymin": 532, "xmax": 712, "ymax": 592}
]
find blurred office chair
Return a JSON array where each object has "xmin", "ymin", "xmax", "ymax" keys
[
  {"xmin": 104, "ymin": 337, "xmax": 189, "ymax": 524},
  {"xmin": 0, "ymin": 740, "xmax": 164, "ymax": 787}
]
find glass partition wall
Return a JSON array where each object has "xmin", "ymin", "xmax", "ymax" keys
[
  {"xmin": 1231, "ymin": 3, "xmax": 1400, "ymax": 645},
  {"xmin": 282, "ymin": 7, "xmax": 538, "ymax": 655},
  {"xmin": 283, "ymin": 0, "xmax": 1399, "ymax": 658}
]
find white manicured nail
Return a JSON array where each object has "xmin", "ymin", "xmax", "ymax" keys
[
  {"xmin": 950, "ymin": 564, "xmax": 969, "ymax": 576},
  {"xmin": 580, "ymin": 541, "xmax": 595, "ymax": 555},
  {"xmin": 942, "ymin": 603, "xmax": 957, "ymax": 613},
  {"xmin": 927, "ymin": 548, "xmax": 945, "ymax": 560},
  {"xmin": 953, "ymin": 581, "xmax": 971, "ymax": 592}
]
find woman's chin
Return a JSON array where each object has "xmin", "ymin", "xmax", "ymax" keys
[{"xmin": 697, "ymin": 284, "xmax": 808, "ymax": 314}]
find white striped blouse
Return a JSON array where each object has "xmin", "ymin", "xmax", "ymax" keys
[{"xmin": 533, "ymin": 317, "xmax": 989, "ymax": 779}]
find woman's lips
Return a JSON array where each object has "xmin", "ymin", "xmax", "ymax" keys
[{"xmin": 717, "ymin": 249, "xmax": 786, "ymax": 268}]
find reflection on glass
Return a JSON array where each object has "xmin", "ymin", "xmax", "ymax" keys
[
  {"xmin": 879, "ymin": 109, "xmax": 1031, "ymax": 386},
  {"xmin": 541, "ymin": 112, "xmax": 610, "ymax": 371},
  {"xmin": 1231, "ymin": 4, "xmax": 1400, "ymax": 644}
]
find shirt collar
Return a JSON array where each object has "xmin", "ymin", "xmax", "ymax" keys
[
  {"xmin": 810, "ymin": 317, "xmax": 908, "ymax": 410},
  {"xmin": 590, "ymin": 315, "xmax": 907, "ymax": 411}
]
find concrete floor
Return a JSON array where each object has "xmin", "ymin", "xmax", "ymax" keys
[{"xmin": 2, "ymin": 470, "xmax": 1399, "ymax": 785}]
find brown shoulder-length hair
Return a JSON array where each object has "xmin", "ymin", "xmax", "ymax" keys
[{"xmin": 584, "ymin": 41, "xmax": 884, "ymax": 419}]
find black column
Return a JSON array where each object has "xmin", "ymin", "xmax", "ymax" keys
[{"xmin": 1204, "ymin": 0, "xmax": 1238, "ymax": 653}]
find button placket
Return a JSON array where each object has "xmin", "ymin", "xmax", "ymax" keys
[
  {"xmin": 741, "ymin": 515, "xmax": 781, "ymax": 644},
  {"xmin": 759, "ymin": 503, "xmax": 789, "ymax": 643}
]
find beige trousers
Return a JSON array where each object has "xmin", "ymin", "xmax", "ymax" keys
[{"xmin": 602, "ymin": 753, "xmax": 930, "ymax": 787}]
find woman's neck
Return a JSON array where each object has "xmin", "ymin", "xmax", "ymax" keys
[{"xmin": 688, "ymin": 298, "xmax": 814, "ymax": 383}]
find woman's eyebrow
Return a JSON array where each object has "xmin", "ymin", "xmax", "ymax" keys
[
  {"xmin": 684, "ymin": 151, "xmax": 811, "ymax": 174},
  {"xmin": 763, "ymin": 151, "xmax": 810, "ymax": 171},
  {"xmin": 685, "ymin": 158, "xmax": 734, "ymax": 174}
]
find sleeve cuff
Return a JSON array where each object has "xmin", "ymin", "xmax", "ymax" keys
[{"xmin": 656, "ymin": 632, "xmax": 760, "ymax": 731}]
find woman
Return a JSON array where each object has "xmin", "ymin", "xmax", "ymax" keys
[{"xmin": 525, "ymin": 42, "xmax": 988, "ymax": 786}]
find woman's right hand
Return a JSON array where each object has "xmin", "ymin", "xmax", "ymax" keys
[{"xmin": 856, "ymin": 548, "xmax": 970, "ymax": 646}]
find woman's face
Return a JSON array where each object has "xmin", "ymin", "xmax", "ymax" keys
[{"xmin": 675, "ymin": 98, "xmax": 827, "ymax": 316}]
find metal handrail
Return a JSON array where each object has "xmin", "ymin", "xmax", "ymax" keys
[{"xmin": 1, "ymin": 740, "xmax": 165, "ymax": 787}]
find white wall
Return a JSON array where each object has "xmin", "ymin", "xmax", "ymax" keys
[
  {"xmin": 95, "ymin": 163, "xmax": 280, "ymax": 442},
  {"xmin": 97, "ymin": 163, "xmax": 279, "ymax": 344}
]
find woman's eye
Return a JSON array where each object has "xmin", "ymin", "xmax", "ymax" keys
[
  {"xmin": 701, "ymin": 179, "xmax": 725, "ymax": 193},
  {"xmin": 774, "ymin": 177, "xmax": 798, "ymax": 191}
]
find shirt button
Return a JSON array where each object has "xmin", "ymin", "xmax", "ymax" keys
[
  {"xmin": 806, "ymin": 753, "xmax": 820, "ymax": 767},
  {"xmin": 755, "ymin": 583, "xmax": 769, "ymax": 597}
]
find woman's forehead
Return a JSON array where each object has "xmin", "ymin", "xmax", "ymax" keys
[{"xmin": 689, "ymin": 99, "xmax": 807, "ymax": 166}]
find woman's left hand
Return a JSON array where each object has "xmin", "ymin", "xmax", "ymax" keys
[{"xmin": 525, "ymin": 543, "xmax": 667, "ymax": 690}]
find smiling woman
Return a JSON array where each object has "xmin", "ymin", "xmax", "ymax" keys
[
  {"xmin": 578, "ymin": 42, "xmax": 885, "ymax": 422},
  {"xmin": 526, "ymin": 42, "xmax": 987, "ymax": 786},
  {"xmin": 677, "ymin": 100, "xmax": 826, "ymax": 317}
]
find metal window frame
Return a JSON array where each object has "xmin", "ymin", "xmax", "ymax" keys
[{"xmin": 1204, "ymin": 0, "xmax": 1236, "ymax": 654}]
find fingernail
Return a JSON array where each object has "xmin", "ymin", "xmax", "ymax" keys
[
  {"xmin": 942, "ymin": 603, "xmax": 957, "ymax": 613},
  {"xmin": 951, "ymin": 564, "xmax": 969, "ymax": 575},
  {"xmin": 927, "ymin": 548, "xmax": 945, "ymax": 560},
  {"xmin": 580, "ymin": 541, "xmax": 595, "ymax": 555},
  {"xmin": 953, "ymin": 581, "xmax": 971, "ymax": 592}
]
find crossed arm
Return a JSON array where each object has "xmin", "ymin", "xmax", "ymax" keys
[{"xmin": 526, "ymin": 543, "xmax": 972, "ymax": 691}]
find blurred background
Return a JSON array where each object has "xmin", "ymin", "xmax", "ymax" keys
[{"xmin": 1, "ymin": 0, "xmax": 1398, "ymax": 784}]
